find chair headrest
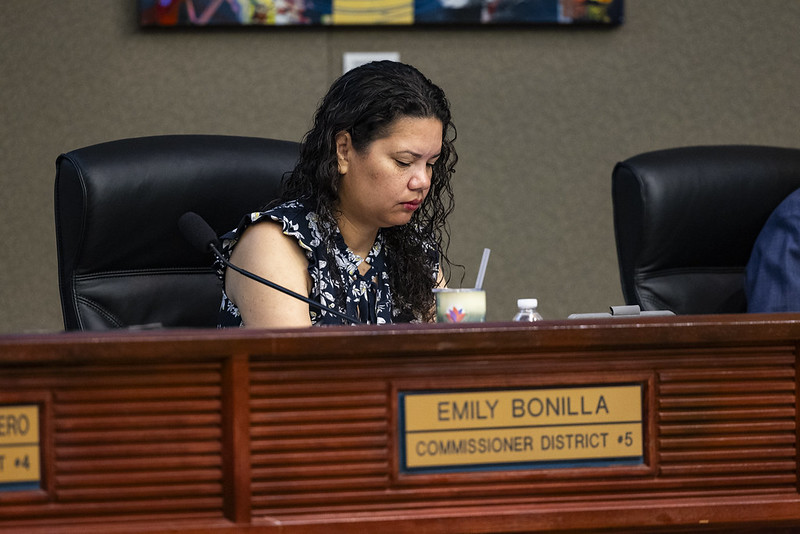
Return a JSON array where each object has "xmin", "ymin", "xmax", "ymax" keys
[{"xmin": 613, "ymin": 145, "xmax": 800, "ymax": 273}]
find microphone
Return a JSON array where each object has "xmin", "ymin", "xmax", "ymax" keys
[
  {"xmin": 178, "ymin": 211, "xmax": 363, "ymax": 325},
  {"xmin": 178, "ymin": 211, "xmax": 221, "ymax": 255}
]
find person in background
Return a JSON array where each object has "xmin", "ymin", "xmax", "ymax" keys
[
  {"xmin": 745, "ymin": 187, "xmax": 800, "ymax": 313},
  {"xmin": 218, "ymin": 61, "xmax": 458, "ymax": 328}
]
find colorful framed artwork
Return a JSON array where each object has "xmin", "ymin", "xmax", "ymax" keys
[{"xmin": 138, "ymin": 0, "xmax": 623, "ymax": 26}]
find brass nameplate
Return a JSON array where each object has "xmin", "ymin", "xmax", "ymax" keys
[
  {"xmin": 400, "ymin": 385, "xmax": 643, "ymax": 472},
  {"xmin": 0, "ymin": 405, "xmax": 41, "ymax": 489}
]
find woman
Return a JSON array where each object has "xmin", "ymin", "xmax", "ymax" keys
[{"xmin": 218, "ymin": 61, "xmax": 458, "ymax": 328}]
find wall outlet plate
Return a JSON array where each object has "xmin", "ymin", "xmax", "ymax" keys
[{"xmin": 343, "ymin": 52, "xmax": 400, "ymax": 73}]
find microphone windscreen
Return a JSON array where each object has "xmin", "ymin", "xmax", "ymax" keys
[{"xmin": 178, "ymin": 211, "xmax": 221, "ymax": 254}]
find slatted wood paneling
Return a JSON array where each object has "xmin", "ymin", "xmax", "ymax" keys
[
  {"xmin": 658, "ymin": 358, "xmax": 797, "ymax": 494},
  {"xmin": 2, "ymin": 316, "xmax": 800, "ymax": 533},
  {"xmin": 249, "ymin": 345, "xmax": 799, "ymax": 521},
  {"xmin": 1, "ymin": 362, "xmax": 224, "ymax": 528}
]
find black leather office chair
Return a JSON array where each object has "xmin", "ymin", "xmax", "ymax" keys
[
  {"xmin": 612, "ymin": 145, "xmax": 800, "ymax": 315},
  {"xmin": 55, "ymin": 134, "xmax": 300, "ymax": 330}
]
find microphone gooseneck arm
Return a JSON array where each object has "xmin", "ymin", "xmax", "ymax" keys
[{"xmin": 209, "ymin": 243, "xmax": 363, "ymax": 325}]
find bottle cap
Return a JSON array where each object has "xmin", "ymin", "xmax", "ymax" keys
[{"xmin": 517, "ymin": 298, "xmax": 538, "ymax": 309}]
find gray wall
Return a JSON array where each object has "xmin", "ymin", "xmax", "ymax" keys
[{"xmin": 2, "ymin": 1, "xmax": 799, "ymax": 333}]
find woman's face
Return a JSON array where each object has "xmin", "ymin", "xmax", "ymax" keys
[{"xmin": 336, "ymin": 116, "xmax": 443, "ymax": 232}]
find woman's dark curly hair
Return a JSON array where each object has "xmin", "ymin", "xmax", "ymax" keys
[{"xmin": 278, "ymin": 60, "xmax": 458, "ymax": 322}]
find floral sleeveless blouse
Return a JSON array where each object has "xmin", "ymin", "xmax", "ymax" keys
[{"xmin": 217, "ymin": 200, "xmax": 437, "ymax": 327}]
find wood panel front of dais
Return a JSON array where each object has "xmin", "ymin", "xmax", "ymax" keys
[{"xmin": 0, "ymin": 314, "xmax": 798, "ymax": 533}]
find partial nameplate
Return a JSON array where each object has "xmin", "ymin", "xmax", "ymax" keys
[
  {"xmin": 0, "ymin": 405, "xmax": 41, "ymax": 490},
  {"xmin": 399, "ymin": 385, "xmax": 643, "ymax": 473}
]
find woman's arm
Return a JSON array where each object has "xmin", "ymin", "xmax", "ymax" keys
[
  {"xmin": 224, "ymin": 221, "xmax": 313, "ymax": 328},
  {"xmin": 436, "ymin": 265, "xmax": 447, "ymax": 289},
  {"xmin": 426, "ymin": 265, "xmax": 447, "ymax": 322}
]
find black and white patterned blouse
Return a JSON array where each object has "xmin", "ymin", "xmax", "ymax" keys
[{"xmin": 217, "ymin": 200, "xmax": 436, "ymax": 327}]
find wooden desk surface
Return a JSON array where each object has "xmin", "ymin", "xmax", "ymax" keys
[{"xmin": 1, "ymin": 314, "xmax": 799, "ymax": 533}]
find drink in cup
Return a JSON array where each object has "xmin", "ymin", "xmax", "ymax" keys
[{"xmin": 433, "ymin": 288, "xmax": 486, "ymax": 323}]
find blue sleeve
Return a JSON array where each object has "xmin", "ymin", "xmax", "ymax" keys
[{"xmin": 745, "ymin": 188, "xmax": 800, "ymax": 312}]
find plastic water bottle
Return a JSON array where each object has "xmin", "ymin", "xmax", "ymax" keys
[{"xmin": 513, "ymin": 298, "xmax": 543, "ymax": 322}]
